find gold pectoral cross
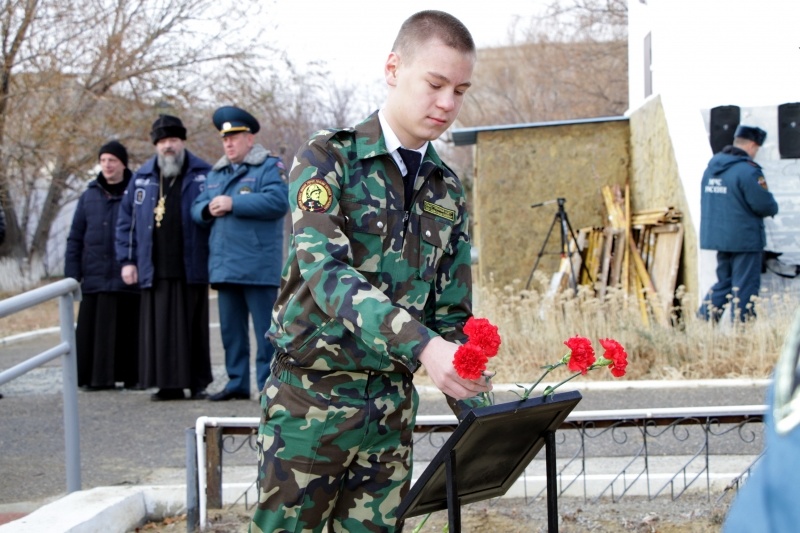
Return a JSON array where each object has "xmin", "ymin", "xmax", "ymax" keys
[{"xmin": 154, "ymin": 196, "xmax": 166, "ymax": 227}]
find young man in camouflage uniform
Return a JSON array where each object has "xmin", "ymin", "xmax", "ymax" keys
[{"xmin": 250, "ymin": 10, "xmax": 492, "ymax": 533}]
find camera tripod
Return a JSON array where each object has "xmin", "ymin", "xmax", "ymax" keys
[{"xmin": 524, "ymin": 198, "xmax": 593, "ymax": 291}]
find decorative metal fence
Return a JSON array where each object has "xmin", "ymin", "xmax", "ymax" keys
[{"xmin": 187, "ymin": 405, "xmax": 766, "ymax": 530}]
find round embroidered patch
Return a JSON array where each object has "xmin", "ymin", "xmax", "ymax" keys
[{"xmin": 297, "ymin": 178, "xmax": 333, "ymax": 213}]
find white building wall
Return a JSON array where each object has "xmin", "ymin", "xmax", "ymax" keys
[
  {"xmin": 629, "ymin": 0, "xmax": 799, "ymax": 110},
  {"xmin": 628, "ymin": 0, "xmax": 800, "ymax": 300}
]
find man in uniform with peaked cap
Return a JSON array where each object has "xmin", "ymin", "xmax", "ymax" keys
[
  {"xmin": 116, "ymin": 114, "xmax": 214, "ymax": 401},
  {"xmin": 192, "ymin": 106, "xmax": 288, "ymax": 401},
  {"xmin": 698, "ymin": 124, "xmax": 778, "ymax": 322}
]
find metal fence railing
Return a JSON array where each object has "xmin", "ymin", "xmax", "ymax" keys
[
  {"xmin": 188, "ymin": 404, "xmax": 767, "ymax": 531},
  {"xmin": 0, "ymin": 278, "xmax": 82, "ymax": 493}
]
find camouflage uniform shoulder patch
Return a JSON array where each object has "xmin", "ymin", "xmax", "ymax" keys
[{"xmin": 298, "ymin": 178, "xmax": 333, "ymax": 212}]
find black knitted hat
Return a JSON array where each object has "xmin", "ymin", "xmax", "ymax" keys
[{"xmin": 98, "ymin": 140, "xmax": 129, "ymax": 167}]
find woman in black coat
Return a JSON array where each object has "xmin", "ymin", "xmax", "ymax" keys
[{"xmin": 65, "ymin": 141, "xmax": 140, "ymax": 389}]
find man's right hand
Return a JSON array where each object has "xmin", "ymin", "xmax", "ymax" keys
[
  {"xmin": 121, "ymin": 265, "xmax": 138, "ymax": 285},
  {"xmin": 418, "ymin": 336, "xmax": 493, "ymax": 400}
]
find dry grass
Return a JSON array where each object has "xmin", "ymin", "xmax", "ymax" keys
[
  {"xmin": 474, "ymin": 274, "xmax": 796, "ymax": 383},
  {"xmin": 2, "ymin": 277, "xmax": 794, "ymax": 382},
  {"xmin": 0, "ymin": 289, "xmax": 65, "ymax": 338}
]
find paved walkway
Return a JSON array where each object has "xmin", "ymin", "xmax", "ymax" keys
[{"xmin": 0, "ymin": 299, "xmax": 772, "ymax": 527}]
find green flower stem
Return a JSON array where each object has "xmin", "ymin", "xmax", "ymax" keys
[
  {"xmin": 522, "ymin": 361, "xmax": 565, "ymax": 400},
  {"xmin": 542, "ymin": 371, "xmax": 582, "ymax": 397},
  {"xmin": 480, "ymin": 391, "xmax": 493, "ymax": 406},
  {"xmin": 411, "ymin": 512, "xmax": 430, "ymax": 533}
]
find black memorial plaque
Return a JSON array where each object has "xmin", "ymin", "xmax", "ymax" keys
[{"xmin": 398, "ymin": 389, "xmax": 582, "ymax": 520}]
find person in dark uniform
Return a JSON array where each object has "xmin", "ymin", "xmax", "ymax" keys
[
  {"xmin": 191, "ymin": 106, "xmax": 289, "ymax": 401},
  {"xmin": 66, "ymin": 141, "xmax": 140, "ymax": 390},
  {"xmin": 698, "ymin": 125, "xmax": 778, "ymax": 322},
  {"xmin": 116, "ymin": 115, "xmax": 213, "ymax": 401}
]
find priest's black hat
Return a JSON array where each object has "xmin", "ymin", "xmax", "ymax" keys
[{"xmin": 150, "ymin": 114, "xmax": 187, "ymax": 144}]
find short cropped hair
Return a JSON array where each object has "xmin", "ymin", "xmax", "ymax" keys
[{"xmin": 392, "ymin": 10, "xmax": 475, "ymax": 61}]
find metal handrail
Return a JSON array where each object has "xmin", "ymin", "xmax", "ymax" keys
[{"xmin": 0, "ymin": 278, "xmax": 82, "ymax": 492}]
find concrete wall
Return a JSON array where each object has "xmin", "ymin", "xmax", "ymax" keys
[{"xmin": 472, "ymin": 119, "xmax": 630, "ymax": 288}]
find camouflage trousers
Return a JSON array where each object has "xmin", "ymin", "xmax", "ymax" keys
[{"xmin": 250, "ymin": 366, "xmax": 418, "ymax": 533}]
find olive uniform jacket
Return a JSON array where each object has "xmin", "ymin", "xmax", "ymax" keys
[{"xmin": 269, "ymin": 111, "xmax": 473, "ymax": 395}]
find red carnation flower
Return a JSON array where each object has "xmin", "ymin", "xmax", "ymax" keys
[
  {"xmin": 453, "ymin": 343, "xmax": 488, "ymax": 380},
  {"xmin": 599, "ymin": 338, "xmax": 628, "ymax": 377},
  {"xmin": 463, "ymin": 317, "xmax": 502, "ymax": 357},
  {"xmin": 564, "ymin": 336, "xmax": 596, "ymax": 375}
]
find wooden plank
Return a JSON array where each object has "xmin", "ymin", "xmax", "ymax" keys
[
  {"xmin": 650, "ymin": 223, "xmax": 684, "ymax": 317},
  {"xmin": 598, "ymin": 227, "xmax": 617, "ymax": 298},
  {"xmin": 602, "ymin": 185, "xmax": 626, "ymax": 230},
  {"xmin": 633, "ymin": 268, "xmax": 650, "ymax": 326},
  {"xmin": 628, "ymin": 231, "xmax": 669, "ymax": 327},
  {"xmin": 205, "ymin": 426, "xmax": 223, "ymax": 509},
  {"xmin": 642, "ymin": 226, "xmax": 654, "ymax": 271},
  {"xmin": 622, "ymin": 183, "xmax": 631, "ymax": 297},
  {"xmin": 590, "ymin": 228, "xmax": 604, "ymax": 287},
  {"xmin": 578, "ymin": 227, "xmax": 593, "ymax": 286},
  {"xmin": 579, "ymin": 227, "xmax": 604, "ymax": 287},
  {"xmin": 607, "ymin": 228, "xmax": 625, "ymax": 292}
]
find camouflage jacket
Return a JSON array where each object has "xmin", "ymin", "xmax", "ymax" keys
[{"xmin": 269, "ymin": 111, "xmax": 473, "ymax": 390}]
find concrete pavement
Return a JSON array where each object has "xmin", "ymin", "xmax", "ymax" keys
[{"xmin": 0, "ymin": 307, "xmax": 771, "ymax": 530}]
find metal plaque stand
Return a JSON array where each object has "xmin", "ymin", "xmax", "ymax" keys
[{"xmin": 398, "ymin": 390, "xmax": 582, "ymax": 533}]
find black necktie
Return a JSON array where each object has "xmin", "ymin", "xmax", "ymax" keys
[{"xmin": 397, "ymin": 147, "xmax": 421, "ymax": 211}]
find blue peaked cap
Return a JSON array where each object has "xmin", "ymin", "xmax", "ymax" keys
[{"xmin": 212, "ymin": 106, "xmax": 260, "ymax": 137}]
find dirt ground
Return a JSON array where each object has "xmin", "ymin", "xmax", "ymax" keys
[{"xmin": 132, "ymin": 492, "xmax": 732, "ymax": 532}]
